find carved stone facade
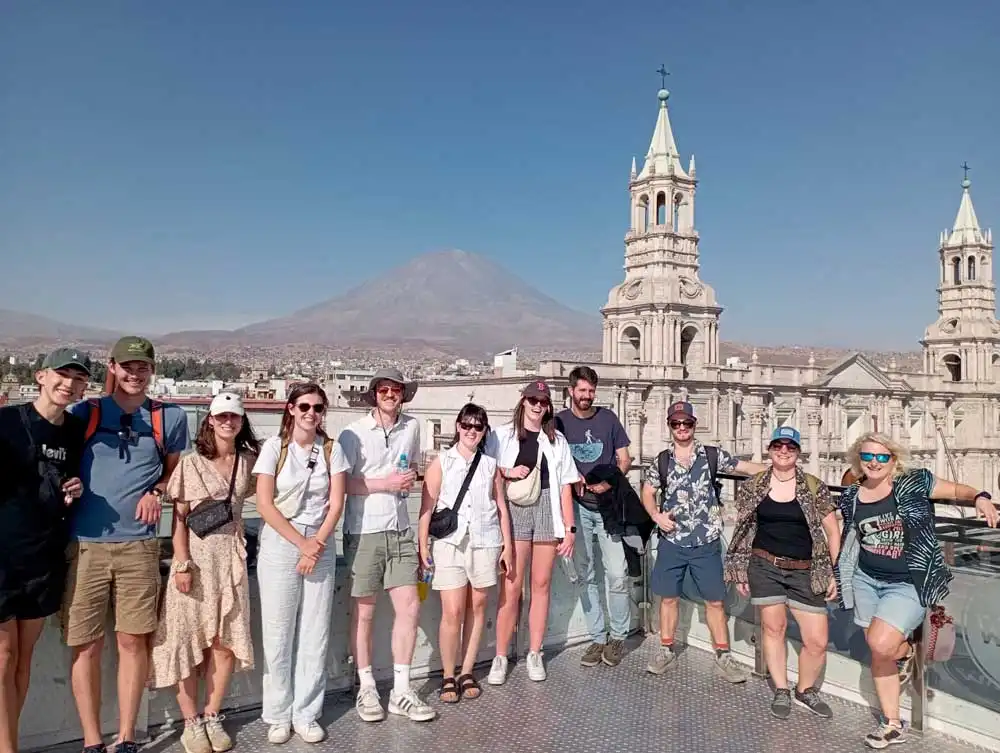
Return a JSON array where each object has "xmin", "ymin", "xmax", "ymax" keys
[{"xmin": 408, "ymin": 88, "xmax": 1000, "ymax": 497}]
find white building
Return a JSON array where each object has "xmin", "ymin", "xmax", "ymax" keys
[{"xmin": 406, "ymin": 85, "xmax": 1000, "ymax": 497}]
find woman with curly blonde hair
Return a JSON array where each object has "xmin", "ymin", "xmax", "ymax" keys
[{"xmin": 834, "ymin": 431, "xmax": 998, "ymax": 749}]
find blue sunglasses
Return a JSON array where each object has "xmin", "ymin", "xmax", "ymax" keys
[{"xmin": 859, "ymin": 451, "xmax": 892, "ymax": 463}]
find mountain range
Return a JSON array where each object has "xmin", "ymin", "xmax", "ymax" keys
[{"xmin": 0, "ymin": 249, "xmax": 922, "ymax": 369}]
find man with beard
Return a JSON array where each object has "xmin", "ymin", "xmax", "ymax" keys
[
  {"xmin": 555, "ymin": 366, "xmax": 632, "ymax": 668},
  {"xmin": 64, "ymin": 336, "xmax": 189, "ymax": 753},
  {"xmin": 0, "ymin": 349, "xmax": 90, "ymax": 753}
]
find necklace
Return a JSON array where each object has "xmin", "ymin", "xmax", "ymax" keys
[{"xmin": 773, "ymin": 471, "xmax": 796, "ymax": 482}]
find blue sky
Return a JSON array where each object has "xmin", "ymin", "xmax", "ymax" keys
[{"xmin": 1, "ymin": 1, "xmax": 998, "ymax": 349}]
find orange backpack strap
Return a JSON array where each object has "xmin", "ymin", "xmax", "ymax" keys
[
  {"xmin": 147, "ymin": 399, "xmax": 166, "ymax": 459},
  {"xmin": 323, "ymin": 437, "xmax": 334, "ymax": 473},
  {"xmin": 83, "ymin": 398, "xmax": 102, "ymax": 444}
]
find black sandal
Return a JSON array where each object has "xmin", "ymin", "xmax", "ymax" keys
[
  {"xmin": 458, "ymin": 673, "xmax": 481, "ymax": 700},
  {"xmin": 439, "ymin": 676, "xmax": 460, "ymax": 704}
]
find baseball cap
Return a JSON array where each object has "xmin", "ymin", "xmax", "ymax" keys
[
  {"xmin": 209, "ymin": 392, "xmax": 245, "ymax": 417},
  {"xmin": 521, "ymin": 380, "xmax": 552, "ymax": 401},
  {"xmin": 770, "ymin": 426, "xmax": 801, "ymax": 447},
  {"xmin": 667, "ymin": 401, "xmax": 696, "ymax": 422},
  {"xmin": 110, "ymin": 335, "xmax": 155, "ymax": 365},
  {"xmin": 41, "ymin": 347, "xmax": 92, "ymax": 376}
]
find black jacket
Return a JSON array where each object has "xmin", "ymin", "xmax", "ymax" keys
[{"xmin": 583, "ymin": 466, "xmax": 653, "ymax": 577}]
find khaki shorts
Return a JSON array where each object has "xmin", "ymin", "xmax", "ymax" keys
[
  {"xmin": 343, "ymin": 529, "xmax": 419, "ymax": 598},
  {"xmin": 431, "ymin": 535, "xmax": 501, "ymax": 591},
  {"xmin": 61, "ymin": 539, "xmax": 161, "ymax": 646}
]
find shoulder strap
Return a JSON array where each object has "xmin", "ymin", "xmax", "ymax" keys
[
  {"xmin": 804, "ymin": 473, "xmax": 820, "ymax": 498},
  {"xmin": 83, "ymin": 398, "xmax": 102, "ymax": 444},
  {"xmin": 323, "ymin": 437, "xmax": 334, "ymax": 472},
  {"xmin": 275, "ymin": 437, "xmax": 290, "ymax": 477},
  {"xmin": 452, "ymin": 451, "xmax": 482, "ymax": 518},
  {"xmin": 147, "ymin": 399, "xmax": 165, "ymax": 459},
  {"xmin": 17, "ymin": 404, "xmax": 38, "ymax": 458},
  {"xmin": 705, "ymin": 445, "xmax": 719, "ymax": 484},
  {"xmin": 656, "ymin": 450, "xmax": 671, "ymax": 488}
]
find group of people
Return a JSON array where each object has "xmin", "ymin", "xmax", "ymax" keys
[{"xmin": 1, "ymin": 343, "xmax": 998, "ymax": 753}]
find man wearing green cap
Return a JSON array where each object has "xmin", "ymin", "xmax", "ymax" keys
[
  {"xmin": 64, "ymin": 336, "xmax": 189, "ymax": 753},
  {"xmin": 0, "ymin": 347, "xmax": 92, "ymax": 753}
]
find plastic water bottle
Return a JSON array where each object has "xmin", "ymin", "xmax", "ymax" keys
[
  {"xmin": 396, "ymin": 452, "xmax": 409, "ymax": 501},
  {"xmin": 560, "ymin": 555, "xmax": 579, "ymax": 584}
]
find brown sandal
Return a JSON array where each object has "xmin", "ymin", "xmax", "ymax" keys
[
  {"xmin": 458, "ymin": 673, "xmax": 481, "ymax": 700},
  {"xmin": 439, "ymin": 676, "xmax": 460, "ymax": 704}
]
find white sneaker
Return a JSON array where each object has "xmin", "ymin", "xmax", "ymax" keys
[
  {"xmin": 387, "ymin": 689, "xmax": 437, "ymax": 722},
  {"xmin": 526, "ymin": 651, "xmax": 546, "ymax": 681},
  {"xmin": 266, "ymin": 723, "xmax": 291, "ymax": 745},
  {"xmin": 487, "ymin": 655, "xmax": 508, "ymax": 686},
  {"xmin": 292, "ymin": 722, "xmax": 325, "ymax": 744},
  {"xmin": 355, "ymin": 686, "xmax": 385, "ymax": 722}
]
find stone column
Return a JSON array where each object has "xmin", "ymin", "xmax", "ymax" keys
[
  {"xmin": 711, "ymin": 387, "xmax": 721, "ymax": 441},
  {"xmin": 602, "ymin": 321, "xmax": 611, "ymax": 363},
  {"xmin": 611, "ymin": 323, "xmax": 619, "ymax": 363},
  {"xmin": 749, "ymin": 409, "xmax": 764, "ymax": 462},
  {"xmin": 626, "ymin": 407, "xmax": 645, "ymax": 462},
  {"xmin": 654, "ymin": 311, "xmax": 664, "ymax": 364},
  {"xmin": 807, "ymin": 411, "xmax": 821, "ymax": 475},
  {"xmin": 934, "ymin": 416, "xmax": 948, "ymax": 478},
  {"xmin": 642, "ymin": 317, "xmax": 651, "ymax": 362},
  {"xmin": 890, "ymin": 412, "xmax": 902, "ymax": 443}
]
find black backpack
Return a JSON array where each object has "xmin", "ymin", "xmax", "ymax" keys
[{"xmin": 656, "ymin": 445, "xmax": 723, "ymax": 505}]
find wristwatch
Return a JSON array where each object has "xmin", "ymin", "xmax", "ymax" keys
[
  {"xmin": 172, "ymin": 560, "xmax": 194, "ymax": 574},
  {"xmin": 568, "ymin": 525, "xmax": 577, "ymax": 534},
  {"xmin": 975, "ymin": 491, "xmax": 992, "ymax": 502},
  {"xmin": 149, "ymin": 487, "xmax": 165, "ymax": 499}
]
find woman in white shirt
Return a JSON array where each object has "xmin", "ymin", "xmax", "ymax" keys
[
  {"xmin": 252, "ymin": 383, "xmax": 350, "ymax": 745},
  {"xmin": 418, "ymin": 404, "xmax": 514, "ymax": 704},
  {"xmin": 484, "ymin": 380, "xmax": 580, "ymax": 685}
]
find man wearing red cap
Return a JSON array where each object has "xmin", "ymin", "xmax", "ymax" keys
[{"xmin": 641, "ymin": 401, "xmax": 765, "ymax": 681}]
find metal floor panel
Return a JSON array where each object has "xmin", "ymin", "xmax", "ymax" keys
[{"xmin": 117, "ymin": 639, "xmax": 981, "ymax": 753}]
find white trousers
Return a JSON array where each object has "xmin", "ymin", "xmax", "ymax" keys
[{"xmin": 257, "ymin": 522, "xmax": 336, "ymax": 726}]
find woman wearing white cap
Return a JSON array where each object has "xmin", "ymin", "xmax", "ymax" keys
[{"xmin": 151, "ymin": 392, "xmax": 260, "ymax": 753}]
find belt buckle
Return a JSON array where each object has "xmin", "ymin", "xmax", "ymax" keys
[{"xmin": 772, "ymin": 554, "xmax": 787, "ymax": 567}]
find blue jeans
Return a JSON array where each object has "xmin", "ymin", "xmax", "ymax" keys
[{"xmin": 573, "ymin": 505, "xmax": 631, "ymax": 643}]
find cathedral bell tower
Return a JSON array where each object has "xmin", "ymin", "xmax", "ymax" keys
[
  {"xmin": 921, "ymin": 167, "xmax": 999, "ymax": 383},
  {"xmin": 602, "ymin": 75, "xmax": 722, "ymax": 378}
]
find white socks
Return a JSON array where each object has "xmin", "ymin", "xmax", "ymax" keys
[
  {"xmin": 358, "ymin": 666, "xmax": 376, "ymax": 690},
  {"xmin": 393, "ymin": 664, "xmax": 411, "ymax": 694}
]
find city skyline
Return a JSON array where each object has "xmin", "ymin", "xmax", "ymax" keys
[{"xmin": 2, "ymin": 2, "xmax": 999, "ymax": 348}]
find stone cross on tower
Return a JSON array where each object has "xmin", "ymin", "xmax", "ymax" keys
[{"xmin": 657, "ymin": 64, "xmax": 670, "ymax": 89}]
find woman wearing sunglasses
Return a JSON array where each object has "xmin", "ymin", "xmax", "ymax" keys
[
  {"xmin": 417, "ymin": 404, "xmax": 514, "ymax": 704},
  {"xmin": 836, "ymin": 431, "xmax": 998, "ymax": 749},
  {"xmin": 252, "ymin": 383, "xmax": 350, "ymax": 745},
  {"xmin": 151, "ymin": 393, "xmax": 259, "ymax": 753},
  {"xmin": 485, "ymin": 380, "xmax": 580, "ymax": 685},
  {"xmin": 724, "ymin": 427, "xmax": 840, "ymax": 721}
]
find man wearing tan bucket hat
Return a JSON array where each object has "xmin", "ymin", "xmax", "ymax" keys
[{"xmin": 337, "ymin": 369, "xmax": 435, "ymax": 723}]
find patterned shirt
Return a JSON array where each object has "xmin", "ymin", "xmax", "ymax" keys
[{"xmin": 643, "ymin": 443, "xmax": 738, "ymax": 547}]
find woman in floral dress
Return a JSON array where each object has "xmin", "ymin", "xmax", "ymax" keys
[{"xmin": 151, "ymin": 393, "xmax": 260, "ymax": 753}]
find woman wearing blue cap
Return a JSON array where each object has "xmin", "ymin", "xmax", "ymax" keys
[{"xmin": 724, "ymin": 426, "xmax": 840, "ymax": 721}]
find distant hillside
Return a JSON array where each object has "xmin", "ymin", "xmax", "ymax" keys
[{"xmin": 0, "ymin": 308, "xmax": 118, "ymax": 347}]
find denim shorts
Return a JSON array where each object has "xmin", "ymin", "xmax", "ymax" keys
[
  {"xmin": 852, "ymin": 567, "xmax": 927, "ymax": 637},
  {"xmin": 651, "ymin": 537, "xmax": 727, "ymax": 603}
]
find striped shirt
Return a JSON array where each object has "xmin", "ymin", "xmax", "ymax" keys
[{"xmin": 433, "ymin": 445, "xmax": 502, "ymax": 548}]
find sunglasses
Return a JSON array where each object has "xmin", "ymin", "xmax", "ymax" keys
[
  {"xmin": 296, "ymin": 402, "xmax": 326, "ymax": 414},
  {"xmin": 458, "ymin": 421, "xmax": 485, "ymax": 432},
  {"xmin": 859, "ymin": 451, "xmax": 892, "ymax": 464},
  {"xmin": 670, "ymin": 420, "xmax": 695, "ymax": 429},
  {"xmin": 525, "ymin": 397, "xmax": 550, "ymax": 408},
  {"xmin": 770, "ymin": 441, "xmax": 799, "ymax": 452},
  {"xmin": 377, "ymin": 385, "xmax": 403, "ymax": 396}
]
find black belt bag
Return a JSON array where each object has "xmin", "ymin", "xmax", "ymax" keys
[
  {"xmin": 429, "ymin": 451, "xmax": 482, "ymax": 540},
  {"xmin": 186, "ymin": 456, "xmax": 240, "ymax": 538}
]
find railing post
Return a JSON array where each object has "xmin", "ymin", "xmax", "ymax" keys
[
  {"xmin": 751, "ymin": 606, "xmax": 768, "ymax": 678},
  {"xmin": 640, "ymin": 544, "xmax": 653, "ymax": 634},
  {"xmin": 910, "ymin": 627, "xmax": 927, "ymax": 735},
  {"xmin": 514, "ymin": 559, "xmax": 531, "ymax": 661}
]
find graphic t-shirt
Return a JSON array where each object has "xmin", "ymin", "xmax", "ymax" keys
[
  {"xmin": 0, "ymin": 404, "xmax": 85, "ymax": 567},
  {"xmin": 855, "ymin": 492, "xmax": 911, "ymax": 583},
  {"xmin": 68, "ymin": 396, "xmax": 189, "ymax": 542},
  {"xmin": 555, "ymin": 408, "xmax": 630, "ymax": 511}
]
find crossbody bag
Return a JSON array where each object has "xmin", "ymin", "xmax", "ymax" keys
[
  {"xmin": 429, "ymin": 451, "xmax": 482, "ymax": 539},
  {"xmin": 186, "ymin": 454, "xmax": 240, "ymax": 538}
]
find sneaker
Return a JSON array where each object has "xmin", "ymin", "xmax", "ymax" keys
[
  {"xmin": 355, "ymin": 686, "xmax": 385, "ymax": 722},
  {"xmin": 180, "ymin": 720, "xmax": 212, "ymax": 753},
  {"xmin": 114, "ymin": 743, "xmax": 140, "ymax": 753},
  {"xmin": 83, "ymin": 745, "xmax": 107, "ymax": 753},
  {"xmin": 580, "ymin": 642, "xmax": 604, "ymax": 667},
  {"xmin": 526, "ymin": 651, "xmax": 546, "ymax": 681},
  {"xmin": 388, "ymin": 689, "xmax": 437, "ymax": 722},
  {"xmin": 770, "ymin": 689, "xmax": 792, "ymax": 720},
  {"xmin": 267, "ymin": 724, "xmax": 291, "ymax": 745},
  {"xmin": 292, "ymin": 722, "xmax": 325, "ymax": 743},
  {"xmin": 602, "ymin": 639, "xmax": 626, "ymax": 667},
  {"xmin": 714, "ymin": 652, "xmax": 749, "ymax": 683},
  {"xmin": 864, "ymin": 721, "xmax": 906, "ymax": 749},
  {"xmin": 203, "ymin": 713, "xmax": 232, "ymax": 752},
  {"xmin": 646, "ymin": 646, "xmax": 676, "ymax": 675},
  {"xmin": 794, "ymin": 687, "xmax": 833, "ymax": 719},
  {"xmin": 487, "ymin": 655, "xmax": 508, "ymax": 686}
]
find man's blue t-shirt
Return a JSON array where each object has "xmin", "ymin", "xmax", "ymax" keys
[
  {"xmin": 555, "ymin": 407, "xmax": 630, "ymax": 510},
  {"xmin": 68, "ymin": 396, "xmax": 189, "ymax": 542}
]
